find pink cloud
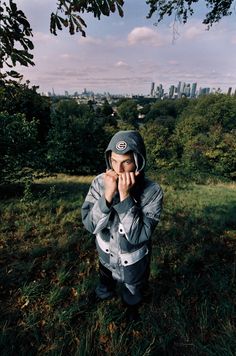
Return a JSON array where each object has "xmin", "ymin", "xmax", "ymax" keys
[{"xmin": 128, "ymin": 27, "xmax": 164, "ymax": 47}]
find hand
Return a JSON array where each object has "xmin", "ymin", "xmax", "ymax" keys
[
  {"xmin": 118, "ymin": 172, "xmax": 139, "ymax": 201},
  {"xmin": 104, "ymin": 169, "xmax": 118, "ymax": 203}
]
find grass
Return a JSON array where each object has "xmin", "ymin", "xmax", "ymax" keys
[{"xmin": 0, "ymin": 173, "xmax": 236, "ymax": 355}]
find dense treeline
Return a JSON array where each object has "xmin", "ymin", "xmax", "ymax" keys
[{"xmin": 0, "ymin": 81, "xmax": 236, "ymax": 184}]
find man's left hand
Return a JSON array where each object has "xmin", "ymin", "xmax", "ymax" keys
[{"xmin": 118, "ymin": 172, "xmax": 139, "ymax": 201}]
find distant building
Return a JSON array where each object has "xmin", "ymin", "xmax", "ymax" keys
[
  {"xmin": 191, "ymin": 83, "xmax": 197, "ymax": 98},
  {"xmin": 227, "ymin": 87, "xmax": 232, "ymax": 95},
  {"xmin": 156, "ymin": 83, "xmax": 164, "ymax": 98},
  {"xmin": 150, "ymin": 82, "xmax": 155, "ymax": 97},
  {"xmin": 169, "ymin": 85, "xmax": 175, "ymax": 98}
]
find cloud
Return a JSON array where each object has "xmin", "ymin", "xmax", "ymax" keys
[
  {"xmin": 183, "ymin": 25, "xmax": 204, "ymax": 40},
  {"xmin": 115, "ymin": 61, "xmax": 130, "ymax": 69},
  {"xmin": 33, "ymin": 32, "xmax": 55, "ymax": 43},
  {"xmin": 78, "ymin": 35, "xmax": 102, "ymax": 45},
  {"xmin": 59, "ymin": 53, "xmax": 75, "ymax": 59},
  {"xmin": 128, "ymin": 27, "xmax": 164, "ymax": 47},
  {"xmin": 231, "ymin": 36, "xmax": 236, "ymax": 44}
]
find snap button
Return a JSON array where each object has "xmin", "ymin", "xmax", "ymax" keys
[
  {"xmin": 124, "ymin": 260, "xmax": 128, "ymax": 264},
  {"xmin": 106, "ymin": 249, "xmax": 109, "ymax": 252},
  {"xmin": 110, "ymin": 253, "xmax": 113, "ymax": 257}
]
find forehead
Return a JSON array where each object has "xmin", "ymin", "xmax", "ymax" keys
[{"xmin": 111, "ymin": 151, "xmax": 134, "ymax": 161}]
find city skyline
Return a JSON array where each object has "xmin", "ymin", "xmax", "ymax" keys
[
  {"xmin": 14, "ymin": 0, "xmax": 236, "ymax": 95},
  {"xmin": 47, "ymin": 80, "xmax": 235, "ymax": 98}
]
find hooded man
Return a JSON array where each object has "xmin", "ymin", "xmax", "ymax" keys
[{"xmin": 81, "ymin": 130, "xmax": 163, "ymax": 321}]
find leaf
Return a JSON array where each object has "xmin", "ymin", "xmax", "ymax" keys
[
  {"xmin": 55, "ymin": 15, "xmax": 63, "ymax": 31},
  {"xmin": 9, "ymin": 0, "xmax": 17, "ymax": 13},
  {"xmin": 101, "ymin": 1, "xmax": 110, "ymax": 16},
  {"xmin": 116, "ymin": 0, "xmax": 124, "ymax": 5},
  {"xmin": 108, "ymin": 322, "xmax": 117, "ymax": 334},
  {"xmin": 99, "ymin": 334, "xmax": 109, "ymax": 344},
  {"xmin": 69, "ymin": 18, "xmax": 75, "ymax": 35},
  {"xmin": 21, "ymin": 298, "xmax": 29, "ymax": 309},
  {"xmin": 116, "ymin": 3, "xmax": 124, "ymax": 17},
  {"xmin": 71, "ymin": 287, "xmax": 78, "ymax": 297},
  {"xmin": 50, "ymin": 13, "xmax": 57, "ymax": 35},
  {"xmin": 6, "ymin": 70, "xmax": 22, "ymax": 78}
]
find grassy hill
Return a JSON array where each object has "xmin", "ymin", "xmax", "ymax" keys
[{"xmin": 0, "ymin": 174, "xmax": 235, "ymax": 355}]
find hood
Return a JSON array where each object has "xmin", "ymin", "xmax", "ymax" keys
[{"xmin": 105, "ymin": 130, "xmax": 146, "ymax": 172}]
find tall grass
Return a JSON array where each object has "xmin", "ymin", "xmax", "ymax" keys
[{"xmin": 0, "ymin": 173, "xmax": 235, "ymax": 355}]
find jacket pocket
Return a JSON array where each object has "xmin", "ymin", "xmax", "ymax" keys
[
  {"xmin": 123, "ymin": 255, "xmax": 149, "ymax": 284},
  {"xmin": 121, "ymin": 247, "xmax": 149, "ymax": 284}
]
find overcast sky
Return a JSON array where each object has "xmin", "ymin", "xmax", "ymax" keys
[{"xmin": 15, "ymin": 0, "xmax": 236, "ymax": 95}]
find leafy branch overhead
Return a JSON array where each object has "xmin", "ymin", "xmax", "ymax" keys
[
  {"xmin": 146, "ymin": 0, "xmax": 235, "ymax": 28},
  {"xmin": 50, "ymin": 0, "xmax": 124, "ymax": 36},
  {"xmin": 0, "ymin": 0, "xmax": 34, "ymax": 79}
]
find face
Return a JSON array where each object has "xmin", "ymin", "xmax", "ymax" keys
[{"xmin": 111, "ymin": 152, "xmax": 136, "ymax": 174}]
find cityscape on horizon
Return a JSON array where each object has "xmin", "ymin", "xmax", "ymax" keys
[{"xmin": 44, "ymin": 81, "xmax": 236, "ymax": 100}]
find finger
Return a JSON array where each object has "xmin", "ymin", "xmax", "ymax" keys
[
  {"xmin": 126, "ymin": 172, "xmax": 131, "ymax": 186},
  {"xmin": 130, "ymin": 172, "xmax": 135, "ymax": 185},
  {"xmin": 135, "ymin": 171, "xmax": 140, "ymax": 176},
  {"xmin": 106, "ymin": 170, "xmax": 118, "ymax": 178}
]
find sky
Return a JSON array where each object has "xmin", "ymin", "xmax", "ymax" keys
[{"xmin": 14, "ymin": 0, "xmax": 236, "ymax": 95}]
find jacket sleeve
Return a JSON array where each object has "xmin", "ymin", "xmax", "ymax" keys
[
  {"xmin": 113, "ymin": 183, "xmax": 163, "ymax": 245},
  {"xmin": 81, "ymin": 175, "xmax": 111, "ymax": 235}
]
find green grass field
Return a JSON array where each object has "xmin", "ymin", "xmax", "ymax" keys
[{"xmin": 0, "ymin": 173, "xmax": 235, "ymax": 355}]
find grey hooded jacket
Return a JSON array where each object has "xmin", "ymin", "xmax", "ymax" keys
[{"xmin": 81, "ymin": 131, "xmax": 163, "ymax": 290}]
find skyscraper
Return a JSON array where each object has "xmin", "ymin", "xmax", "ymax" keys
[
  {"xmin": 191, "ymin": 83, "xmax": 197, "ymax": 98},
  {"xmin": 150, "ymin": 82, "xmax": 155, "ymax": 97}
]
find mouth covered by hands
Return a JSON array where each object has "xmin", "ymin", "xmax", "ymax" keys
[{"xmin": 104, "ymin": 169, "xmax": 139, "ymax": 203}]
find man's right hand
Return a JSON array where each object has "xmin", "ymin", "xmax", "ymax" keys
[{"xmin": 104, "ymin": 169, "xmax": 118, "ymax": 203}]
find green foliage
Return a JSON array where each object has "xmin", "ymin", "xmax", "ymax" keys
[
  {"xmin": 0, "ymin": 81, "xmax": 51, "ymax": 141},
  {"xmin": 140, "ymin": 122, "xmax": 177, "ymax": 170},
  {"xmin": 174, "ymin": 94, "xmax": 236, "ymax": 178},
  {"xmin": 146, "ymin": 0, "xmax": 235, "ymax": 28},
  {"xmin": 116, "ymin": 99, "xmax": 139, "ymax": 127},
  {"xmin": 50, "ymin": 0, "xmax": 124, "ymax": 36},
  {"xmin": 0, "ymin": 112, "xmax": 39, "ymax": 184},
  {"xmin": 0, "ymin": 84, "xmax": 236, "ymax": 181},
  {"xmin": 47, "ymin": 99, "xmax": 107, "ymax": 174},
  {"xmin": 0, "ymin": 0, "xmax": 34, "ymax": 80}
]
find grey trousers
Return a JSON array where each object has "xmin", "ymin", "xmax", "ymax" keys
[{"xmin": 96, "ymin": 262, "xmax": 146, "ymax": 306}]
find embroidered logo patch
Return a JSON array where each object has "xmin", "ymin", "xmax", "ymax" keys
[{"xmin": 116, "ymin": 141, "xmax": 127, "ymax": 151}]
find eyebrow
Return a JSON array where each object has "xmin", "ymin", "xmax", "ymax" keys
[{"xmin": 111, "ymin": 157, "xmax": 133, "ymax": 163}]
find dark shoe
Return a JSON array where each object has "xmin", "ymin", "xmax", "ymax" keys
[
  {"xmin": 125, "ymin": 305, "xmax": 140, "ymax": 322},
  {"xmin": 86, "ymin": 290, "xmax": 103, "ymax": 305},
  {"xmin": 86, "ymin": 290, "xmax": 115, "ymax": 305}
]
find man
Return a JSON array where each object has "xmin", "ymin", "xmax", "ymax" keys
[{"xmin": 81, "ymin": 130, "xmax": 163, "ymax": 321}]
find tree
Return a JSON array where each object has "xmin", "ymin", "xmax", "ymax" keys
[
  {"xmin": 50, "ymin": 1, "xmax": 236, "ymax": 37},
  {"xmin": 0, "ymin": 112, "xmax": 39, "ymax": 184},
  {"xmin": 116, "ymin": 99, "xmax": 139, "ymax": 128},
  {"xmin": 174, "ymin": 94, "xmax": 236, "ymax": 177},
  {"xmin": 0, "ymin": 0, "xmax": 34, "ymax": 80},
  {"xmin": 47, "ymin": 99, "xmax": 107, "ymax": 174},
  {"xmin": 0, "ymin": 81, "xmax": 51, "ymax": 141},
  {"xmin": 146, "ymin": 0, "xmax": 235, "ymax": 28},
  {"xmin": 140, "ymin": 122, "xmax": 177, "ymax": 171}
]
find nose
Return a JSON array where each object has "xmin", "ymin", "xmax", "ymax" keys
[{"xmin": 117, "ymin": 163, "xmax": 124, "ymax": 173}]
